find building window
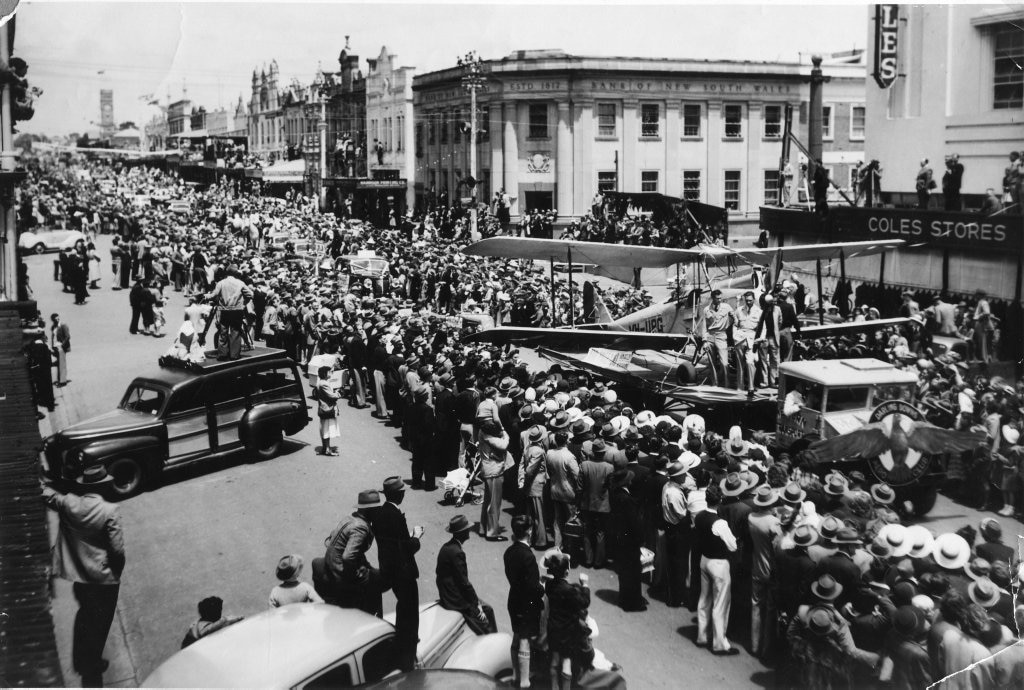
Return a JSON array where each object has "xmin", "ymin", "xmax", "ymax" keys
[
  {"xmin": 641, "ymin": 170, "xmax": 659, "ymax": 192},
  {"xmin": 723, "ymin": 170, "xmax": 741, "ymax": 211},
  {"xmin": 440, "ymin": 111, "xmax": 448, "ymax": 144},
  {"xmin": 764, "ymin": 169, "xmax": 780, "ymax": 205},
  {"xmin": 415, "ymin": 122, "xmax": 422, "ymax": 157},
  {"xmin": 396, "ymin": 115, "xmax": 403, "ymax": 151},
  {"xmin": 640, "ymin": 103, "xmax": 660, "ymax": 137},
  {"xmin": 441, "ymin": 168, "xmax": 449, "ymax": 192},
  {"xmin": 529, "ymin": 103, "xmax": 548, "ymax": 139},
  {"xmin": 849, "ymin": 105, "xmax": 866, "ymax": 140},
  {"xmin": 597, "ymin": 170, "xmax": 617, "ymax": 193},
  {"xmin": 682, "ymin": 104, "xmax": 701, "ymax": 137},
  {"xmin": 763, "ymin": 105, "xmax": 782, "ymax": 139},
  {"xmin": 994, "ymin": 24, "xmax": 1024, "ymax": 109},
  {"xmin": 724, "ymin": 105, "xmax": 743, "ymax": 139},
  {"xmin": 428, "ymin": 169, "xmax": 436, "ymax": 191},
  {"xmin": 821, "ymin": 105, "xmax": 833, "ymax": 140},
  {"xmin": 682, "ymin": 170, "xmax": 701, "ymax": 201},
  {"xmin": 597, "ymin": 102, "xmax": 617, "ymax": 137},
  {"xmin": 427, "ymin": 117, "xmax": 435, "ymax": 145}
]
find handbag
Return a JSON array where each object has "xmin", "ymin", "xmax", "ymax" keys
[{"xmin": 928, "ymin": 179, "xmax": 937, "ymax": 190}]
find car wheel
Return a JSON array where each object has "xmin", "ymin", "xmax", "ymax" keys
[
  {"xmin": 33, "ymin": 243, "xmax": 46, "ymax": 254},
  {"xmin": 107, "ymin": 457, "xmax": 145, "ymax": 498},
  {"xmin": 252, "ymin": 425, "xmax": 283, "ymax": 460}
]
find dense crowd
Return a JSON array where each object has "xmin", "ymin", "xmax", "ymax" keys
[
  {"xmin": 22, "ymin": 154, "xmax": 1024, "ymax": 688},
  {"xmin": 558, "ymin": 191, "xmax": 725, "ymax": 248}
]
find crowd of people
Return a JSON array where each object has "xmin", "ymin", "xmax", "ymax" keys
[{"xmin": 23, "ymin": 152, "xmax": 1024, "ymax": 688}]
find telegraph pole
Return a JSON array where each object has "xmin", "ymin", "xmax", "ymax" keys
[
  {"xmin": 319, "ymin": 85, "xmax": 327, "ymax": 211},
  {"xmin": 458, "ymin": 51, "xmax": 484, "ymax": 238}
]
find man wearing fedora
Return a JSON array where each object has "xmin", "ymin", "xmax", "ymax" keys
[
  {"xmin": 661, "ymin": 459, "xmax": 696, "ymax": 608},
  {"xmin": 546, "ymin": 430, "xmax": 580, "ymax": 551},
  {"xmin": 407, "ymin": 385, "xmax": 438, "ymax": 490},
  {"xmin": 42, "ymin": 465, "xmax": 126, "ymax": 688},
  {"xmin": 437, "ymin": 515, "xmax": 497, "ymax": 634},
  {"xmin": 814, "ymin": 527, "xmax": 863, "ymax": 606},
  {"xmin": 504, "ymin": 515, "xmax": 546, "ymax": 688},
  {"xmin": 315, "ymin": 489, "xmax": 385, "ymax": 616},
  {"xmin": 578, "ymin": 438, "xmax": 613, "ymax": 570},
  {"xmin": 748, "ymin": 485, "xmax": 781, "ymax": 658},
  {"xmin": 375, "ymin": 477, "xmax": 424, "ymax": 671}
]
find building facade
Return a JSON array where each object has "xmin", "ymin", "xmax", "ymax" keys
[
  {"xmin": 365, "ymin": 46, "xmax": 416, "ymax": 210},
  {"xmin": 411, "ymin": 50, "xmax": 865, "ymax": 220},
  {"xmin": 248, "ymin": 61, "xmax": 285, "ymax": 161},
  {"xmin": 864, "ymin": 4, "xmax": 1023, "ymax": 197},
  {"xmin": 166, "ymin": 99, "xmax": 192, "ymax": 139}
]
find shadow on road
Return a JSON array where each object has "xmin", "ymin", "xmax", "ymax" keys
[{"xmin": 149, "ymin": 438, "xmax": 308, "ymax": 494}]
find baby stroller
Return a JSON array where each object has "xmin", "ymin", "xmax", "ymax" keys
[{"xmin": 442, "ymin": 441, "xmax": 484, "ymax": 506}]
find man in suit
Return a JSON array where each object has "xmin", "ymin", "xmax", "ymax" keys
[
  {"xmin": 43, "ymin": 465, "xmax": 126, "ymax": 688},
  {"xmin": 316, "ymin": 490, "xmax": 384, "ymax": 615},
  {"xmin": 51, "ymin": 313, "xmax": 71, "ymax": 387},
  {"xmin": 754, "ymin": 292, "xmax": 782, "ymax": 384},
  {"xmin": 433, "ymin": 373, "xmax": 460, "ymax": 473},
  {"xmin": 437, "ymin": 514, "xmax": 497, "ymax": 634},
  {"xmin": 407, "ymin": 386, "xmax": 438, "ymax": 490},
  {"xmin": 375, "ymin": 477, "xmax": 424, "ymax": 671},
  {"xmin": 578, "ymin": 442, "xmax": 613, "ymax": 569},
  {"xmin": 504, "ymin": 516, "xmax": 545, "ymax": 688}
]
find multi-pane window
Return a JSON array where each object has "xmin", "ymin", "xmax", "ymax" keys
[
  {"xmin": 724, "ymin": 104, "xmax": 743, "ymax": 138},
  {"xmin": 641, "ymin": 170, "xmax": 659, "ymax": 192},
  {"xmin": 764, "ymin": 170, "xmax": 781, "ymax": 205},
  {"xmin": 682, "ymin": 170, "xmax": 701, "ymax": 201},
  {"xmin": 641, "ymin": 103, "xmax": 660, "ymax": 137},
  {"xmin": 427, "ymin": 117, "xmax": 435, "ymax": 145},
  {"xmin": 994, "ymin": 24, "xmax": 1024, "ymax": 109},
  {"xmin": 597, "ymin": 171, "xmax": 617, "ymax": 193},
  {"xmin": 850, "ymin": 105, "xmax": 866, "ymax": 140},
  {"xmin": 763, "ymin": 105, "xmax": 782, "ymax": 138},
  {"xmin": 440, "ymin": 111, "xmax": 448, "ymax": 144},
  {"xmin": 415, "ymin": 123, "xmax": 422, "ymax": 157},
  {"xmin": 724, "ymin": 170, "xmax": 741, "ymax": 210},
  {"xmin": 821, "ymin": 105, "xmax": 833, "ymax": 140},
  {"xmin": 682, "ymin": 104, "xmax": 701, "ymax": 137},
  {"xmin": 529, "ymin": 103, "xmax": 548, "ymax": 138},
  {"xmin": 597, "ymin": 103, "xmax": 616, "ymax": 137}
]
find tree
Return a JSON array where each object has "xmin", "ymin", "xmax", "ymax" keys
[{"xmin": 118, "ymin": 121, "xmax": 137, "ymax": 130}]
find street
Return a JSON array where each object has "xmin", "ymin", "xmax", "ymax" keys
[{"xmin": 28, "ymin": 238, "xmax": 1024, "ymax": 689}]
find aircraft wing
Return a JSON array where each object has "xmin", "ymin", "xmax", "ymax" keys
[
  {"xmin": 462, "ymin": 237, "xmax": 702, "ymax": 267},
  {"xmin": 796, "ymin": 317, "xmax": 911, "ymax": 339},
  {"xmin": 462, "ymin": 326, "xmax": 693, "ymax": 350},
  {"xmin": 699, "ymin": 239, "xmax": 905, "ymax": 266}
]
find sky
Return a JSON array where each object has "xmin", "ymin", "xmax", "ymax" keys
[{"xmin": 13, "ymin": 0, "xmax": 869, "ymax": 136}]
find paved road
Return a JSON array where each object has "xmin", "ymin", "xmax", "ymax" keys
[{"xmin": 26, "ymin": 239, "xmax": 1023, "ymax": 688}]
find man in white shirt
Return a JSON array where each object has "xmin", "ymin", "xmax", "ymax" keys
[
  {"xmin": 661, "ymin": 460, "xmax": 695, "ymax": 608},
  {"xmin": 701, "ymin": 289, "xmax": 734, "ymax": 388},
  {"xmin": 694, "ymin": 483, "xmax": 739, "ymax": 655},
  {"xmin": 733, "ymin": 291, "xmax": 762, "ymax": 394}
]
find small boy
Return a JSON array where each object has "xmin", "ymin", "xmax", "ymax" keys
[
  {"xmin": 181, "ymin": 596, "xmax": 243, "ymax": 648},
  {"xmin": 269, "ymin": 554, "xmax": 323, "ymax": 607}
]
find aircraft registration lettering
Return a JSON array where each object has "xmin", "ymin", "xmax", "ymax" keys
[{"xmin": 628, "ymin": 316, "xmax": 664, "ymax": 333}]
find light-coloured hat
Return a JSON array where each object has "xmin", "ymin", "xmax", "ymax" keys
[
  {"xmin": 968, "ymin": 579, "xmax": 1000, "ymax": 609},
  {"xmin": 682, "ymin": 413, "xmax": 705, "ymax": 437},
  {"xmin": 725, "ymin": 425, "xmax": 748, "ymax": 456},
  {"xmin": 635, "ymin": 410, "xmax": 657, "ymax": 428},
  {"xmin": 878, "ymin": 524, "xmax": 914, "ymax": 558},
  {"xmin": 932, "ymin": 533, "xmax": 971, "ymax": 571},
  {"xmin": 905, "ymin": 525, "xmax": 934, "ymax": 559},
  {"xmin": 1001, "ymin": 424, "xmax": 1020, "ymax": 445}
]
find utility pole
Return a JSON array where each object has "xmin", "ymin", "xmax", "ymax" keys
[
  {"xmin": 319, "ymin": 85, "xmax": 327, "ymax": 211},
  {"xmin": 458, "ymin": 51, "xmax": 485, "ymax": 239}
]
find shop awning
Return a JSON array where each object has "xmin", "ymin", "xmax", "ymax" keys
[{"xmin": 261, "ymin": 159, "xmax": 306, "ymax": 183}]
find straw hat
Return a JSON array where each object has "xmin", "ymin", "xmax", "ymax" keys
[
  {"xmin": 932, "ymin": 533, "xmax": 971, "ymax": 571},
  {"xmin": 905, "ymin": 525, "xmax": 934, "ymax": 559},
  {"xmin": 878, "ymin": 523, "xmax": 914, "ymax": 558},
  {"xmin": 965, "ymin": 558, "xmax": 992, "ymax": 582},
  {"xmin": 870, "ymin": 483, "xmax": 896, "ymax": 506},
  {"xmin": 811, "ymin": 574, "xmax": 843, "ymax": 602},
  {"xmin": 753, "ymin": 486, "xmax": 777, "ymax": 508},
  {"xmin": 720, "ymin": 472, "xmax": 747, "ymax": 497},
  {"xmin": 967, "ymin": 579, "xmax": 1000, "ymax": 609},
  {"xmin": 792, "ymin": 525, "xmax": 819, "ymax": 547}
]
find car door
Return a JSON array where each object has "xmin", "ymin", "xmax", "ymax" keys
[
  {"xmin": 355, "ymin": 635, "xmax": 399, "ymax": 684},
  {"xmin": 208, "ymin": 370, "xmax": 254, "ymax": 450},
  {"xmin": 164, "ymin": 381, "xmax": 212, "ymax": 464},
  {"xmin": 294, "ymin": 655, "xmax": 357, "ymax": 689}
]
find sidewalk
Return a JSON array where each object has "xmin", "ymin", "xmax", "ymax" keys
[{"xmin": 40, "ymin": 377, "xmax": 140, "ymax": 688}]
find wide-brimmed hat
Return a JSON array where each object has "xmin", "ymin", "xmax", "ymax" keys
[
  {"xmin": 498, "ymin": 377, "xmax": 516, "ymax": 394},
  {"xmin": 811, "ymin": 574, "xmax": 844, "ymax": 601},
  {"xmin": 968, "ymin": 579, "xmax": 1001, "ymax": 608},
  {"xmin": 870, "ymin": 483, "xmax": 896, "ymax": 505},
  {"xmin": 666, "ymin": 461, "xmax": 689, "ymax": 478},
  {"xmin": 878, "ymin": 524, "xmax": 913, "ymax": 558},
  {"xmin": 781, "ymin": 482, "xmax": 806, "ymax": 505},
  {"xmin": 635, "ymin": 410, "xmax": 657, "ymax": 428},
  {"xmin": 823, "ymin": 474, "xmax": 849, "ymax": 497},
  {"xmin": 720, "ymin": 472, "xmax": 746, "ymax": 497},
  {"xmin": 905, "ymin": 525, "xmax": 934, "ymax": 559},
  {"xmin": 276, "ymin": 554, "xmax": 303, "ymax": 581},
  {"xmin": 753, "ymin": 486, "xmax": 777, "ymax": 508},
  {"xmin": 446, "ymin": 514, "xmax": 472, "ymax": 534},
  {"xmin": 549, "ymin": 410, "xmax": 571, "ymax": 430},
  {"xmin": 76, "ymin": 464, "xmax": 114, "ymax": 487},
  {"xmin": 833, "ymin": 527, "xmax": 862, "ymax": 545},
  {"xmin": 807, "ymin": 607, "xmax": 836, "ymax": 636},
  {"xmin": 527, "ymin": 425, "xmax": 546, "ymax": 444},
  {"xmin": 793, "ymin": 525, "xmax": 819, "ymax": 547},
  {"xmin": 1002, "ymin": 424, "xmax": 1020, "ymax": 445},
  {"xmin": 678, "ymin": 451, "xmax": 701, "ymax": 473},
  {"xmin": 869, "ymin": 539, "xmax": 894, "ymax": 560},
  {"xmin": 566, "ymin": 407, "xmax": 584, "ymax": 424},
  {"xmin": 357, "ymin": 489, "xmax": 385, "ymax": 511},
  {"xmin": 518, "ymin": 404, "xmax": 534, "ymax": 421},
  {"xmin": 725, "ymin": 425, "xmax": 748, "ymax": 456},
  {"xmin": 819, "ymin": 515, "xmax": 844, "ymax": 542},
  {"xmin": 382, "ymin": 476, "xmax": 405, "ymax": 494},
  {"xmin": 892, "ymin": 605, "xmax": 923, "ymax": 638},
  {"xmin": 932, "ymin": 533, "xmax": 971, "ymax": 571},
  {"xmin": 965, "ymin": 558, "xmax": 992, "ymax": 581}
]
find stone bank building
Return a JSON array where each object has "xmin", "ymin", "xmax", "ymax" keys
[{"xmin": 411, "ymin": 50, "xmax": 865, "ymax": 223}]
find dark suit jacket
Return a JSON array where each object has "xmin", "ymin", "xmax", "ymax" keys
[
  {"xmin": 374, "ymin": 502, "xmax": 420, "ymax": 583},
  {"xmin": 436, "ymin": 538, "xmax": 478, "ymax": 613},
  {"xmin": 503, "ymin": 541, "xmax": 544, "ymax": 623}
]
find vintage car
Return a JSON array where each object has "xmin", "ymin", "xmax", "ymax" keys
[
  {"xmin": 42, "ymin": 347, "xmax": 309, "ymax": 498},
  {"xmin": 141, "ymin": 602, "xmax": 514, "ymax": 688},
  {"xmin": 17, "ymin": 228, "xmax": 87, "ymax": 254},
  {"xmin": 775, "ymin": 358, "xmax": 947, "ymax": 514}
]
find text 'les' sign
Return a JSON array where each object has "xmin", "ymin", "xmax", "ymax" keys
[{"xmin": 873, "ymin": 4, "xmax": 900, "ymax": 89}]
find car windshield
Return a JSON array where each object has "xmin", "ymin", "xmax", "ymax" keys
[
  {"xmin": 824, "ymin": 387, "xmax": 871, "ymax": 412},
  {"xmin": 120, "ymin": 384, "xmax": 167, "ymax": 415}
]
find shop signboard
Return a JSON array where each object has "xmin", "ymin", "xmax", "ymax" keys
[
  {"xmin": 830, "ymin": 206, "xmax": 1022, "ymax": 253},
  {"xmin": 873, "ymin": 4, "xmax": 900, "ymax": 89}
]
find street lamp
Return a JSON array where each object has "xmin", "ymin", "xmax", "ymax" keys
[{"xmin": 457, "ymin": 51, "xmax": 485, "ymax": 238}]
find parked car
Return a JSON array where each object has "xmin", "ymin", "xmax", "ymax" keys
[
  {"xmin": 141, "ymin": 602, "xmax": 514, "ymax": 688},
  {"xmin": 42, "ymin": 347, "xmax": 309, "ymax": 498},
  {"xmin": 17, "ymin": 228, "xmax": 87, "ymax": 254}
]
